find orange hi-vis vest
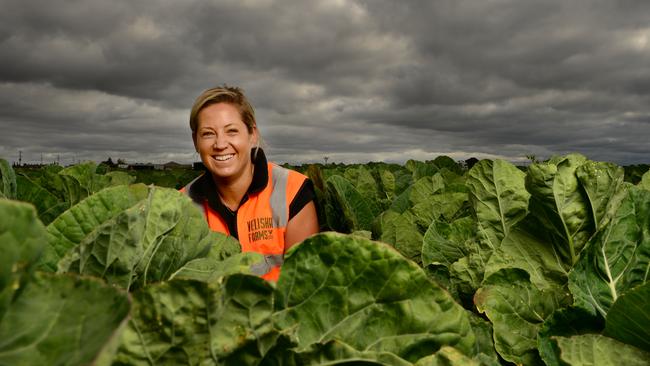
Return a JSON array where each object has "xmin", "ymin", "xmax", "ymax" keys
[{"xmin": 181, "ymin": 163, "xmax": 307, "ymax": 281}]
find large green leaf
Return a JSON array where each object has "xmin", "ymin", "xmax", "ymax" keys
[
  {"xmin": 263, "ymin": 339, "xmax": 412, "ymax": 366},
  {"xmin": 171, "ymin": 245, "xmax": 261, "ymax": 283},
  {"xmin": 17, "ymin": 163, "xmax": 135, "ymax": 223},
  {"xmin": 58, "ymin": 161, "xmax": 99, "ymax": 195},
  {"xmin": 104, "ymin": 171, "xmax": 137, "ymax": 186},
  {"xmin": 57, "ymin": 162, "xmax": 133, "ymax": 207},
  {"xmin": 42, "ymin": 184, "xmax": 150, "ymax": 271},
  {"xmin": 467, "ymin": 159, "xmax": 529, "ymax": 249},
  {"xmin": 343, "ymin": 166, "xmax": 381, "ymax": 204},
  {"xmin": 393, "ymin": 169, "xmax": 414, "ymax": 196},
  {"xmin": 466, "ymin": 312, "xmax": 500, "ymax": 365},
  {"xmin": 0, "ymin": 272, "xmax": 130, "ymax": 366},
  {"xmin": 406, "ymin": 160, "xmax": 438, "ymax": 180},
  {"xmin": 575, "ymin": 161, "xmax": 626, "ymax": 230},
  {"xmin": 373, "ymin": 210, "xmax": 424, "ymax": 263},
  {"xmin": 553, "ymin": 334, "xmax": 650, "ymax": 366},
  {"xmin": 605, "ymin": 281, "xmax": 650, "ymax": 352},
  {"xmin": 423, "ymin": 217, "xmax": 493, "ymax": 304},
  {"xmin": 639, "ymin": 170, "xmax": 650, "ymax": 191},
  {"xmin": 15, "ymin": 174, "xmax": 68, "ymax": 225},
  {"xmin": 24, "ymin": 165, "xmax": 67, "ymax": 202},
  {"xmin": 0, "ymin": 199, "xmax": 46, "ymax": 321},
  {"xmin": 380, "ymin": 169, "xmax": 396, "ymax": 201},
  {"xmin": 484, "ymin": 222, "xmax": 569, "ymax": 290},
  {"xmin": 568, "ymin": 186, "xmax": 650, "ymax": 317},
  {"xmin": 113, "ymin": 275, "xmax": 277, "ymax": 365},
  {"xmin": 326, "ymin": 175, "xmax": 379, "ymax": 231},
  {"xmin": 59, "ymin": 175, "xmax": 91, "ymax": 208},
  {"xmin": 50, "ymin": 185, "xmax": 226, "ymax": 290},
  {"xmin": 411, "ymin": 192, "xmax": 468, "ymax": 228},
  {"xmin": 525, "ymin": 153, "xmax": 592, "ymax": 266},
  {"xmin": 422, "ymin": 217, "xmax": 474, "ymax": 268},
  {"xmin": 432, "ymin": 156, "xmax": 463, "ymax": 176},
  {"xmin": 413, "ymin": 346, "xmax": 480, "ymax": 366},
  {"xmin": 537, "ymin": 307, "xmax": 604, "ymax": 366},
  {"xmin": 390, "ymin": 186, "xmax": 414, "ymax": 213},
  {"xmin": 0, "ymin": 159, "xmax": 16, "ymax": 199},
  {"xmin": 409, "ymin": 175, "xmax": 445, "ymax": 206},
  {"xmin": 274, "ymin": 232, "xmax": 476, "ymax": 362},
  {"xmin": 474, "ymin": 269, "xmax": 570, "ymax": 365}
]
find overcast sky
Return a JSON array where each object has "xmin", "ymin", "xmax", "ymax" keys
[{"xmin": 1, "ymin": 0, "xmax": 649, "ymax": 166}]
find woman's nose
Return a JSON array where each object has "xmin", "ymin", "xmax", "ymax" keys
[{"xmin": 213, "ymin": 135, "xmax": 228, "ymax": 149}]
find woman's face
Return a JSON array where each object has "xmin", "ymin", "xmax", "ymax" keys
[{"xmin": 194, "ymin": 102, "xmax": 258, "ymax": 182}]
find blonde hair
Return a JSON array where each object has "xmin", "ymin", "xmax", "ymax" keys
[{"xmin": 189, "ymin": 85, "xmax": 256, "ymax": 134}]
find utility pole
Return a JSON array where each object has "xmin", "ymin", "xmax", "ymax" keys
[{"xmin": 18, "ymin": 150, "xmax": 22, "ymax": 166}]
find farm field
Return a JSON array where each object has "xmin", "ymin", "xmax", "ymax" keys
[{"xmin": 1, "ymin": 154, "xmax": 649, "ymax": 365}]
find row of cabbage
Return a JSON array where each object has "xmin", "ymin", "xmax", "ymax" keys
[
  {"xmin": 1, "ymin": 159, "xmax": 492, "ymax": 365},
  {"xmin": 1, "ymin": 155, "xmax": 650, "ymax": 365},
  {"xmin": 300, "ymin": 154, "xmax": 650, "ymax": 365}
]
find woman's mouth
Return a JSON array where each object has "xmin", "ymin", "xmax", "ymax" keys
[{"xmin": 213, "ymin": 154, "xmax": 234, "ymax": 161}]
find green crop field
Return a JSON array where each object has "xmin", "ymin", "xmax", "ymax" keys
[{"xmin": 1, "ymin": 155, "xmax": 649, "ymax": 365}]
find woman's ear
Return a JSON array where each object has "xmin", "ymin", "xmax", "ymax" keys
[{"xmin": 252, "ymin": 125, "xmax": 259, "ymax": 145}]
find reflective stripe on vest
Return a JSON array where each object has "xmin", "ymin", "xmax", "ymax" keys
[
  {"xmin": 249, "ymin": 253, "xmax": 284, "ymax": 276},
  {"xmin": 181, "ymin": 163, "xmax": 306, "ymax": 281}
]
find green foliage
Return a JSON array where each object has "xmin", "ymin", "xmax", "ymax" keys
[
  {"xmin": 0, "ymin": 272, "xmax": 130, "ymax": 366},
  {"xmin": 50, "ymin": 185, "xmax": 241, "ymax": 291},
  {"xmin": 0, "ymin": 159, "xmax": 17, "ymax": 199},
  {"xmin": 604, "ymin": 282, "xmax": 650, "ymax": 352},
  {"xmin": 305, "ymin": 154, "xmax": 649, "ymax": 365},
  {"xmin": 325, "ymin": 174, "xmax": 380, "ymax": 232},
  {"xmin": 525, "ymin": 154, "xmax": 593, "ymax": 266},
  {"xmin": 640, "ymin": 169, "xmax": 650, "ymax": 191},
  {"xmin": 467, "ymin": 159, "xmax": 529, "ymax": 248},
  {"xmin": 3, "ymin": 155, "xmax": 650, "ymax": 365},
  {"xmin": 15, "ymin": 161, "xmax": 136, "ymax": 224},
  {"xmin": 474, "ymin": 269, "xmax": 570, "ymax": 365},
  {"xmin": 0, "ymin": 199, "xmax": 46, "ymax": 321},
  {"xmin": 624, "ymin": 164, "xmax": 650, "ymax": 184},
  {"xmin": 274, "ymin": 233, "xmax": 476, "ymax": 362},
  {"xmin": 0, "ymin": 199, "xmax": 130, "ymax": 366},
  {"xmin": 568, "ymin": 186, "xmax": 650, "ymax": 317},
  {"xmin": 552, "ymin": 334, "xmax": 650, "ymax": 366},
  {"xmin": 129, "ymin": 168, "xmax": 202, "ymax": 189},
  {"xmin": 537, "ymin": 307, "xmax": 604, "ymax": 366},
  {"xmin": 113, "ymin": 275, "xmax": 277, "ymax": 365}
]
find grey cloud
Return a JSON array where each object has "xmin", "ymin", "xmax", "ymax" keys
[{"xmin": 0, "ymin": 0, "xmax": 648, "ymax": 166}]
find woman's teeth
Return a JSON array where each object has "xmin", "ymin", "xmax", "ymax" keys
[{"xmin": 213, "ymin": 154, "xmax": 234, "ymax": 161}]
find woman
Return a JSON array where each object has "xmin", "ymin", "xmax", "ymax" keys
[{"xmin": 181, "ymin": 85, "xmax": 319, "ymax": 281}]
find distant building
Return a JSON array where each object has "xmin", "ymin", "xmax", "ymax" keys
[{"xmin": 129, "ymin": 163, "xmax": 154, "ymax": 171}]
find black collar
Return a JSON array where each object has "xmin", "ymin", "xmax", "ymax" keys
[{"xmin": 249, "ymin": 147, "xmax": 269, "ymax": 194}]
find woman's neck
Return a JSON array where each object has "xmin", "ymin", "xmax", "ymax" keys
[{"xmin": 212, "ymin": 166, "xmax": 254, "ymax": 211}]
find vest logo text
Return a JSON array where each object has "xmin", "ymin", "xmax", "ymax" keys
[{"xmin": 247, "ymin": 217, "xmax": 274, "ymax": 242}]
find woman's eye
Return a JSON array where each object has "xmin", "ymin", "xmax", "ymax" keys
[{"xmin": 227, "ymin": 129, "xmax": 238, "ymax": 134}]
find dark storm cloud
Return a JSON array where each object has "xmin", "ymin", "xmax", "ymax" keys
[{"xmin": 0, "ymin": 0, "xmax": 648, "ymax": 166}]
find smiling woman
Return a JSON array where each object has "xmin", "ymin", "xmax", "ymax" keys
[{"xmin": 180, "ymin": 85, "xmax": 319, "ymax": 281}]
